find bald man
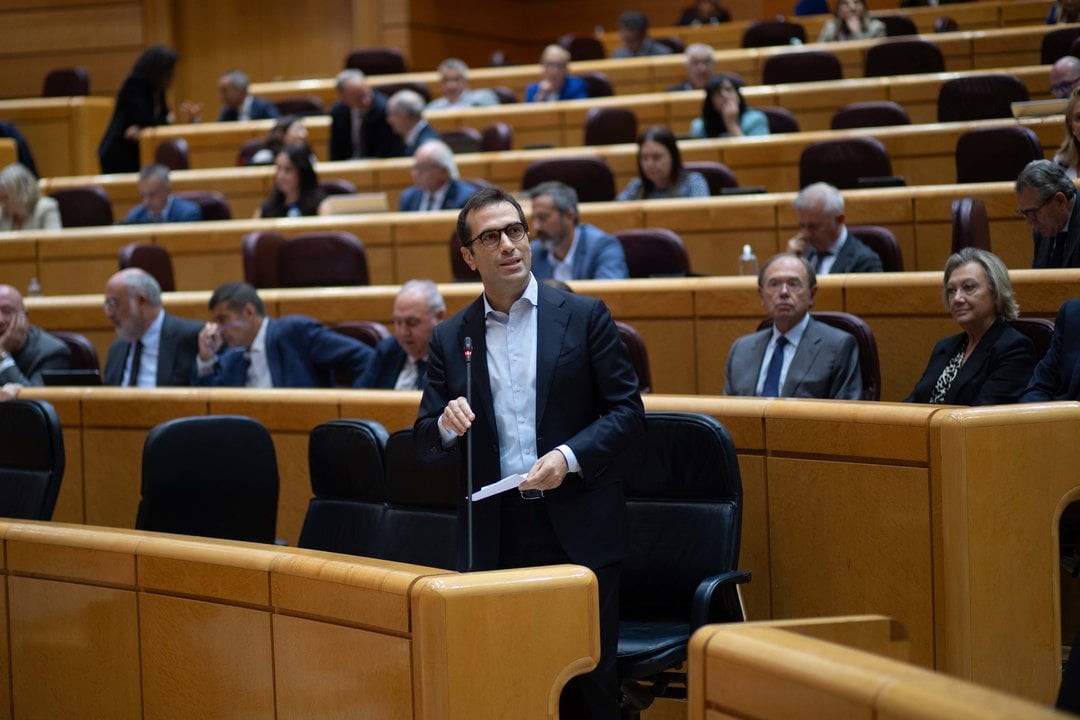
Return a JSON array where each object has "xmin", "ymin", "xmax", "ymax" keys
[{"xmin": 0, "ymin": 284, "xmax": 69, "ymax": 386}]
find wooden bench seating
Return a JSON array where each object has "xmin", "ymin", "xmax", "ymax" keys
[
  {"xmin": 0, "ymin": 139, "xmax": 15, "ymax": 169},
  {"xmin": 0, "ymin": 96, "xmax": 113, "ymax": 178}
]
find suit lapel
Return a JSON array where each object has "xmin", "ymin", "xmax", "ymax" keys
[
  {"xmin": 459, "ymin": 299, "xmax": 497, "ymax": 439},
  {"xmin": 783, "ymin": 319, "xmax": 823, "ymax": 395},
  {"xmin": 742, "ymin": 330, "xmax": 771, "ymax": 394},
  {"xmin": 535, "ymin": 286, "xmax": 569, "ymax": 427},
  {"xmin": 265, "ymin": 319, "xmax": 283, "ymax": 387},
  {"xmin": 1065, "ymin": 199, "xmax": 1080, "ymax": 265},
  {"xmin": 946, "ymin": 323, "xmax": 1003, "ymax": 401},
  {"xmin": 831, "ymin": 237, "xmax": 854, "ymax": 273},
  {"xmin": 571, "ymin": 226, "xmax": 588, "ymax": 279},
  {"xmin": 156, "ymin": 314, "xmax": 173, "ymax": 386}
]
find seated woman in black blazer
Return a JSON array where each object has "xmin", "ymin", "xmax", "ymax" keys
[
  {"xmin": 906, "ymin": 248, "xmax": 1037, "ymax": 405},
  {"xmin": 255, "ymin": 144, "xmax": 326, "ymax": 218}
]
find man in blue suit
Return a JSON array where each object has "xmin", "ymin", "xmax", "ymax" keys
[
  {"xmin": 525, "ymin": 45, "xmax": 589, "ymax": 102},
  {"xmin": 357, "ymin": 279, "xmax": 445, "ymax": 390},
  {"xmin": 194, "ymin": 282, "xmax": 373, "ymax": 388},
  {"xmin": 387, "ymin": 89, "xmax": 441, "ymax": 157},
  {"xmin": 527, "ymin": 181, "xmax": 628, "ymax": 281},
  {"xmin": 398, "ymin": 140, "xmax": 478, "ymax": 212},
  {"xmin": 1021, "ymin": 298, "xmax": 1080, "ymax": 401},
  {"xmin": 122, "ymin": 165, "xmax": 203, "ymax": 224},
  {"xmin": 415, "ymin": 186, "xmax": 644, "ymax": 718},
  {"xmin": 216, "ymin": 70, "xmax": 280, "ymax": 122}
]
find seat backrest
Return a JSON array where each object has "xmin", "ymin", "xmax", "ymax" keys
[
  {"xmin": 449, "ymin": 231, "xmax": 481, "ymax": 282},
  {"xmin": 0, "ymin": 399, "xmax": 64, "ymax": 521},
  {"xmin": 173, "ymin": 190, "xmax": 232, "ymax": 220},
  {"xmin": 492, "ymin": 86, "xmax": 518, "ymax": 104},
  {"xmin": 118, "ymin": 242, "xmax": 176, "ymax": 292},
  {"xmin": 50, "ymin": 330, "xmax": 100, "ymax": 373},
  {"xmin": 153, "ymin": 138, "xmax": 189, "ymax": 171},
  {"xmin": 381, "ymin": 428, "xmax": 459, "ymax": 570},
  {"xmin": 742, "ymin": 20, "xmax": 806, "ymax": 48},
  {"xmin": 616, "ymin": 321, "xmax": 652, "ymax": 394},
  {"xmin": 934, "ymin": 16, "xmax": 959, "ymax": 33},
  {"xmin": 558, "ymin": 33, "xmax": 606, "ymax": 61},
  {"xmin": 49, "ymin": 186, "xmax": 114, "ymax": 227},
  {"xmin": 298, "ymin": 419, "xmax": 389, "ymax": 555},
  {"xmin": 236, "ymin": 137, "xmax": 266, "ymax": 166},
  {"xmin": 242, "ymin": 230, "xmax": 287, "ymax": 287},
  {"xmin": 799, "ymin": 137, "xmax": 893, "ymax": 189},
  {"xmin": 875, "ymin": 13, "xmax": 918, "ymax": 37},
  {"xmin": 955, "ymin": 126, "xmax": 1044, "ymax": 184},
  {"xmin": 758, "ymin": 105, "xmax": 800, "ymax": 134},
  {"xmin": 950, "ymin": 196, "xmax": 992, "ymax": 253},
  {"xmin": 480, "ymin": 122, "xmax": 513, "ymax": 152},
  {"xmin": 683, "ymin": 161, "xmax": 739, "ymax": 195},
  {"xmin": 42, "ymin": 66, "xmax": 89, "ymax": 97},
  {"xmin": 615, "ymin": 228, "xmax": 692, "ymax": 278},
  {"xmin": 761, "ymin": 50, "xmax": 842, "ymax": 85},
  {"xmin": 1009, "ymin": 318, "xmax": 1055, "ymax": 362},
  {"xmin": 521, "ymin": 157, "xmax": 616, "ymax": 203},
  {"xmin": 372, "ymin": 80, "xmax": 430, "ymax": 103},
  {"xmin": 276, "ymin": 232, "xmax": 369, "ymax": 288},
  {"xmin": 830, "ymin": 101, "xmax": 911, "ymax": 130},
  {"xmin": 1042, "ymin": 26, "xmax": 1080, "ymax": 65},
  {"xmin": 579, "ymin": 71, "xmax": 614, "ymax": 98},
  {"xmin": 331, "ymin": 321, "xmax": 391, "ymax": 347},
  {"xmin": 584, "ymin": 106, "xmax": 638, "ymax": 146},
  {"xmin": 865, "ymin": 39, "xmax": 945, "ymax": 77},
  {"xmin": 273, "ymin": 95, "xmax": 325, "ymax": 117},
  {"xmin": 937, "ymin": 74, "xmax": 1030, "ymax": 122},
  {"xmin": 848, "ymin": 224, "xmax": 904, "ymax": 272},
  {"xmin": 655, "ymin": 36, "xmax": 685, "ymax": 54},
  {"xmin": 619, "ymin": 412, "xmax": 742, "ymax": 619},
  {"xmin": 345, "ymin": 47, "xmax": 407, "ymax": 75},
  {"xmin": 319, "ymin": 178, "xmax": 359, "ymax": 196},
  {"xmin": 441, "ymin": 127, "xmax": 483, "ymax": 154},
  {"xmin": 137, "ymin": 415, "xmax": 279, "ymax": 543}
]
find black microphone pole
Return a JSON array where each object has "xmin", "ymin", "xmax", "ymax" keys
[{"xmin": 464, "ymin": 336, "xmax": 474, "ymax": 572}]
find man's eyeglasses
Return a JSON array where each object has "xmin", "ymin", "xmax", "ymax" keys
[
  {"xmin": 1016, "ymin": 197, "xmax": 1052, "ymax": 220},
  {"xmin": 469, "ymin": 221, "xmax": 528, "ymax": 249},
  {"xmin": 1052, "ymin": 77, "xmax": 1080, "ymax": 97},
  {"xmin": 103, "ymin": 298, "xmax": 121, "ymax": 312}
]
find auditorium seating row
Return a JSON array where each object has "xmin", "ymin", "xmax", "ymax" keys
[
  {"xmin": 19, "ymin": 386, "xmax": 1078, "ymax": 706},
  {"xmin": 0, "ymin": 96, "xmax": 112, "ymax": 178}
]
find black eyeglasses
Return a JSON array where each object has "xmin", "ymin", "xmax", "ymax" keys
[
  {"xmin": 1052, "ymin": 77, "xmax": 1080, "ymax": 97},
  {"xmin": 469, "ymin": 222, "xmax": 528, "ymax": 249},
  {"xmin": 1016, "ymin": 197, "xmax": 1051, "ymax": 220}
]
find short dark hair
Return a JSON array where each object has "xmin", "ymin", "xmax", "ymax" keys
[
  {"xmin": 619, "ymin": 10, "xmax": 649, "ymax": 35},
  {"xmin": 209, "ymin": 281, "xmax": 265, "ymax": 316},
  {"xmin": 456, "ymin": 186, "xmax": 528, "ymax": 249}
]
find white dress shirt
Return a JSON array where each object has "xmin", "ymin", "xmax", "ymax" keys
[{"xmin": 125, "ymin": 309, "xmax": 165, "ymax": 387}]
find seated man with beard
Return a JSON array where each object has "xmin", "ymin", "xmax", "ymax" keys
[{"xmin": 526, "ymin": 181, "xmax": 628, "ymax": 281}]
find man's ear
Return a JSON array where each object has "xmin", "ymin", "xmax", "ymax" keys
[{"xmin": 460, "ymin": 245, "xmax": 477, "ymax": 271}]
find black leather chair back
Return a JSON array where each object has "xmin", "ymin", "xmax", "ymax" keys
[
  {"xmin": 372, "ymin": 80, "xmax": 430, "ymax": 103},
  {"xmin": 481, "ymin": 122, "xmax": 513, "ymax": 152},
  {"xmin": 761, "ymin": 50, "xmax": 842, "ymax": 85},
  {"xmin": 864, "ymin": 39, "xmax": 944, "ymax": 77},
  {"xmin": 742, "ymin": 20, "xmax": 806, "ymax": 47},
  {"xmin": 951, "ymin": 197, "xmax": 992, "ymax": 253},
  {"xmin": 558, "ymin": 33, "xmax": 606, "ymax": 61},
  {"xmin": 759, "ymin": 105, "xmax": 800, "ymax": 134},
  {"xmin": 299, "ymin": 419, "xmax": 389, "ymax": 554},
  {"xmin": 521, "ymin": 157, "xmax": 616, "ymax": 203},
  {"xmin": 584, "ymin": 107, "xmax": 638, "ymax": 146},
  {"xmin": 876, "ymin": 13, "xmax": 918, "ymax": 36},
  {"xmin": 441, "ymin": 127, "xmax": 483, "ymax": 154},
  {"xmin": 0, "ymin": 399, "xmax": 64, "ymax": 521},
  {"xmin": 331, "ymin": 321, "xmax": 390, "ymax": 347},
  {"xmin": 118, "ymin": 242, "xmax": 176, "ymax": 291},
  {"xmin": 276, "ymin": 232, "xmax": 370, "ymax": 288},
  {"xmin": 174, "ymin": 190, "xmax": 232, "ymax": 220},
  {"xmin": 274, "ymin": 95, "xmax": 325, "ymax": 117},
  {"xmin": 579, "ymin": 71, "xmax": 615, "ymax": 98},
  {"xmin": 799, "ymin": 137, "xmax": 894, "ymax": 190},
  {"xmin": 153, "ymin": 138, "xmax": 189, "ymax": 171},
  {"xmin": 849, "ymin": 224, "xmax": 904, "ymax": 272},
  {"xmin": 831, "ymin": 101, "xmax": 911, "ymax": 130},
  {"xmin": 137, "ymin": 416, "xmax": 279, "ymax": 543},
  {"xmin": 683, "ymin": 161, "xmax": 739, "ymax": 195},
  {"xmin": 615, "ymin": 228, "xmax": 691, "ymax": 278},
  {"xmin": 937, "ymin": 74, "xmax": 1029, "ymax": 122},
  {"xmin": 955, "ymin": 126, "xmax": 1043, "ymax": 184},
  {"xmin": 1010, "ymin": 318, "xmax": 1055, "ymax": 362},
  {"xmin": 50, "ymin": 331, "xmax": 100, "ymax": 372},
  {"xmin": 319, "ymin": 178, "xmax": 358, "ymax": 196},
  {"xmin": 42, "ymin": 66, "xmax": 89, "ymax": 97},
  {"xmin": 50, "ymin": 186, "xmax": 114, "ymax": 227},
  {"xmin": 1042, "ymin": 26, "xmax": 1080, "ymax": 65},
  {"xmin": 345, "ymin": 47, "xmax": 407, "ymax": 74}
]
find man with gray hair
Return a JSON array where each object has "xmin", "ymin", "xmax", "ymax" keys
[
  {"xmin": 358, "ymin": 279, "xmax": 446, "ymax": 390},
  {"xmin": 0, "ymin": 284, "xmax": 69, "ymax": 387},
  {"xmin": 398, "ymin": 140, "xmax": 478, "ymax": 212},
  {"xmin": 667, "ymin": 42, "xmax": 717, "ymax": 92},
  {"xmin": 786, "ymin": 181, "xmax": 883, "ymax": 274},
  {"xmin": 216, "ymin": 69, "xmax": 279, "ymax": 122},
  {"xmin": 1016, "ymin": 159, "xmax": 1080, "ymax": 268},
  {"xmin": 527, "ymin": 181, "xmax": 628, "ymax": 281},
  {"xmin": 387, "ymin": 89, "xmax": 441, "ymax": 156},
  {"xmin": 102, "ymin": 268, "xmax": 202, "ymax": 386},
  {"xmin": 428, "ymin": 58, "xmax": 498, "ymax": 109},
  {"xmin": 329, "ymin": 68, "xmax": 404, "ymax": 161},
  {"xmin": 123, "ymin": 164, "xmax": 202, "ymax": 224},
  {"xmin": 1050, "ymin": 55, "xmax": 1080, "ymax": 99}
]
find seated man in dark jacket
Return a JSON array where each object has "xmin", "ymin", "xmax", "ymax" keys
[{"xmin": 357, "ymin": 279, "xmax": 444, "ymax": 390}]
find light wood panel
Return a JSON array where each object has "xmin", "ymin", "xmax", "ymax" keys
[
  {"xmin": 0, "ymin": 139, "xmax": 15, "ymax": 169},
  {"xmin": 0, "ymin": 97, "xmax": 114, "ymax": 177}
]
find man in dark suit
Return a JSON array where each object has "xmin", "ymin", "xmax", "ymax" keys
[
  {"xmin": 103, "ymin": 268, "xmax": 202, "ymax": 387},
  {"xmin": 122, "ymin": 164, "xmax": 202, "ymax": 224},
  {"xmin": 397, "ymin": 140, "xmax": 478, "ymax": 212},
  {"xmin": 786, "ymin": 182, "xmax": 883, "ymax": 274},
  {"xmin": 525, "ymin": 45, "xmax": 589, "ymax": 102},
  {"xmin": 1016, "ymin": 159, "xmax": 1080, "ymax": 269},
  {"xmin": 527, "ymin": 181, "xmax": 628, "ymax": 281},
  {"xmin": 725, "ymin": 253, "xmax": 862, "ymax": 399},
  {"xmin": 328, "ymin": 69, "xmax": 405, "ymax": 161},
  {"xmin": 415, "ymin": 187, "xmax": 644, "ymax": 719},
  {"xmin": 216, "ymin": 70, "xmax": 280, "ymax": 122},
  {"xmin": 194, "ymin": 282, "xmax": 373, "ymax": 388},
  {"xmin": 387, "ymin": 89, "xmax": 440, "ymax": 156},
  {"xmin": 0, "ymin": 284, "xmax": 69, "ymax": 386},
  {"xmin": 1021, "ymin": 298, "xmax": 1080, "ymax": 401},
  {"xmin": 357, "ymin": 279, "xmax": 445, "ymax": 390}
]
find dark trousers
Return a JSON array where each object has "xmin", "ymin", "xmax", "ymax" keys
[{"xmin": 499, "ymin": 493, "xmax": 622, "ymax": 720}]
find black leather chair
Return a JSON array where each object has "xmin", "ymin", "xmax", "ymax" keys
[
  {"xmin": 849, "ymin": 224, "xmax": 904, "ymax": 272},
  {"xmin": 298, "ymin": 419, "xmax": 389, "ymax": 555},
  {"xmin": 50, "ymin": 331, "xmax": 100, "ymax": 373},
  {"xmin": 584, "ymin": 107, "xmax": 638, "ymax": 146},
  {"xmin": 1010, "ymin": 318, "xmax": 1055, "ymax": 362},
  {"xmin": 49, "ymin": 186, "xmax": 114, "ymax": 227},
  {"xmin": 875, "ymin": 13, "xmax": 918, "ymax": 36},
  {"xmin": 616, "ymin": 412, "xmax": 748, "ymax": 718},
  {"xmin": 319, "ymin": 178, "xmax": 358, "ymax": 196},
  {"xmin": 955, "ymin": 126, "xmax": 1043, "ymax": 184},
  {"xmin": 951, "ymin": 197, "xmax": 991, "ymax": 253},
  {"xmin": 761, "ymin": 50, "xmax": 842, "ymax": 85},
  {"xmin": 615, "ymin": 228, "xmax": 692, "ymax": 278},
  {"xmin": 441, "ymin": 127, "xmax": 483, "ymax": 154},
  {"xmin": 42, "ymin": 66, "xmax": 89, "ymax": 97},
  {"xmin": 153, "ymin": 138, "xmax": 189, "ymax": 170},
  {"xmin": 174, "ymin": 190, "xmax": 232, "ymax": 220},
  {"xmin": 0, "ymin": 399, "xmax": 64, "ymax": 520},
  {"xmin": 559, "ymin": 33, "xmax": 606, "ymax": 61},
  {"xmin": 864, "ymin": 39, "xmax": 945, "ymax": 77},
  {"xmin": 344, "ymin": 47, "xmax": 407, "ymax": 74},
  {"xmin": 1042, "ymin": 26, "xmax": 1080, "ymax": 65},
  {"xmin": 683, "ymin": 161, "xmax": 739, "ymax": 195},
  {"xmin": 521, "ymin": 157, "xmax": 616, "ymax": 203},
  {"xmin": 742, "ymin": 20, "xmax": 806, "ymax": 47},
  {"xmin": 616, "ymin": 321, "xmax": 653, "ymax": 394},
  {"xmin": 492, "ymin": 86, "xmax": 518, "ymax": 104},
  {"xmin": 118, "ymin": 242, "xmax": 176, "ymax": 292},
  {"xmin": 243, "ymin": 231, "xmax": 370, "ymax": 288},
  {"xmin": 331, "ymin": 321, "xmax": 390, "ymax": 348},
  {"xmin": 236, "ymin": 137, "xmax": 265, "ymax": 166},
  {"xmin": 830, "ymin": 101, "xmax": 911, "ymax": 130},
  {"xmin": 274, "ymin": 95, "xmax": 325, "ymax": 117},
  {"xmin": 481, "ymin": 122, "xmax": 513, "ymax": 152},
  {"xmin": 580, "ymin": 71, "xmax": 615, "ymax": 98},
  {"xmin": 799, "ymin": 137, "xmax": 898, "ymax": 190},
  {"xmin": 758, "ymin": 105, "xmax": 800, "ymax": 134},
  {"xmin": 137, "ymin": 416, "xmax": 279, "ymax": 543},
  {"xmin": 937, "ymin": 74, "xmax": 1029, "ymax": 122},
  {"xmin": 372, "ymin": 80, "xmax": 431, "ymax": 103}
]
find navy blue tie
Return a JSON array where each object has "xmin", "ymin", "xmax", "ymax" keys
[{"xmin": 762, "ymin": 335, "xmax": 788, "ymax": 397}]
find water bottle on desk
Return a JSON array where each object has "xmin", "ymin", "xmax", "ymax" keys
[
  {"xmin": 737, "ymin": 245, "xmax": 758, "ymax": 276},
  {"xmin": 26, "ymin": 277, "xmax": 42, "ymax": 297}
]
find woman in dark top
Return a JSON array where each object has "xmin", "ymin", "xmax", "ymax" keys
[
  {"xmin": 257, "ymin": 144, "xmax": 325, "ymax": 218},
  {"xmin": 98, "ymin": 46, "xmax": 198, "ymax": 174},
  {"xmin": 906, "ymin": 248, "xmax": 1037, "ymax": 406}
]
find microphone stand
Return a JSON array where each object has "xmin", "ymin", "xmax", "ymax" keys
[{"xmin": 464, "ymin": 336, "xmax": 474, "ymax": 572}]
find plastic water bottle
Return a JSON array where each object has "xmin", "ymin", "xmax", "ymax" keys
[
  {"xmin": 738, "ymin": 245, "xmax": 758, "ymax": 276},
  {"xmin": 26, "ymin": 277, "xmax": 42, "ymax": 297}
]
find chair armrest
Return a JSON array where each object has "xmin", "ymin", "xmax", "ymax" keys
[{"xmin": 690, "ymin": 570, "xmax": 751, "ymax": 632}]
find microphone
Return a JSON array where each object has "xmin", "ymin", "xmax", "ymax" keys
[{"xmin": 464, "ymin": 336, "xmax": 474, "ymax": 572}]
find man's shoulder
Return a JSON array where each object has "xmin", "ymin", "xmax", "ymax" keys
[
  {"xmin": 806, "ymin": 316, "xmax": 857, "ymax": 345},
  {"xmin": 579, "ymin": 223, "xmax": 618, "ymax": 243},
  {"xmin": 172, "ymin": 196, "xmax": 202, "ymax": 219},
  {"xmin": 731, "ymin": 326, "xmax": 770, "ymax": 350},
  {"xmin": 163, "ymin": 312, "xmax": 203, "ymax": 335}
]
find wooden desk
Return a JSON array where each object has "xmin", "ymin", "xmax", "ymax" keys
[
  {"xmin": 0, "ymin": 97, "xmax": 113, "ymax": 178},
  {"xmin": 0, "ymin": 138, "xmax": 14, "ymax": 168}
]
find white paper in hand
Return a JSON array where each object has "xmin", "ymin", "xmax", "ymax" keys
[{"xmin": 470, "ymin": 473, "xmax": 526, "ymax": 501}]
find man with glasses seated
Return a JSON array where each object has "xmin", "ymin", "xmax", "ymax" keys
[
  {"xmin": 1050, "ymin": 55, "xmax": 1080, "ymax": 100},
  {"xmin": 724, "ymin": 253, "xmax": 862, "ymax": 399},
  {"xmin": 415, "ymin": 186, "xmax": 644, "ymax": 719},
  {"xmin": 525, "ymin": 45, "xmax": 588, "ymax": 102},
  {"xmin": 398, "ymin": 140, "xmax": 478, "ymax": 212},
  {"xmin": 1015, "ymin": 159, "xmax": 1080, "ymax": 269},
  {"xmin": 357, "ymin": 279, "xmax": 444, "ymax": 390}
]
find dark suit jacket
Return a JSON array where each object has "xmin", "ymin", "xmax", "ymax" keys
[
  {"xmin": 525, "ymin": 76, "xmax": 589, "ymax": 102},
  {"xmin": 122, "ymin": 196, "xmax": 203, "ymax": 224},
  {"xmin": 1021, "ymin": 299, "xmax": 1080, "ymax": 401},
  {"xmin": 530, "ymin": 223, "xmax": 629, "ymax": 281},
  {"xmin": 0, "ymin": 326, "xmax": 70, "ymax": 386},
  {"xmin": 404, "ymin": 121, "xmax": 441, "ymax": 156},
  {"xmin": 328, "ymin": 93, "xmax": 405, "ymax": 161},
  {"xmin": 1032, "ymin": 197, "xmax": 1080, "ymax": 268},
  {"xmin": 98, "ymin": 76, "xmax": 169, "ymax": 174},
  {"xmin": 217, "ymin": 96, "xmax": 280, "ymax": 122},
  {"xmin": 104, "ymin": 312, "xmax": 202, "ymax": 386},
  {"xmin": 414, "ymin": 282, "xmax": 645, "ymax": 571},
  {"xmin": 724, "ymin": 316, "xmax": 863, "ymax": 399},
  {"xmin": 906, "ymin": 320, "xmax": 1036, "ymax": 405},
  {"xmin": 195, "ymin": 315, "xmax": 373, "ymax": 388},
  {"xmin": 397, "ymin": 179, "xmax": 478, "ymax": 212},
  {"xmin": 356, "ymin": 336, "xmax": 429, "ymax": 389},
  {"xmin": 805, "ymin": 232, "xmax": 883, "ymax": 274}
]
